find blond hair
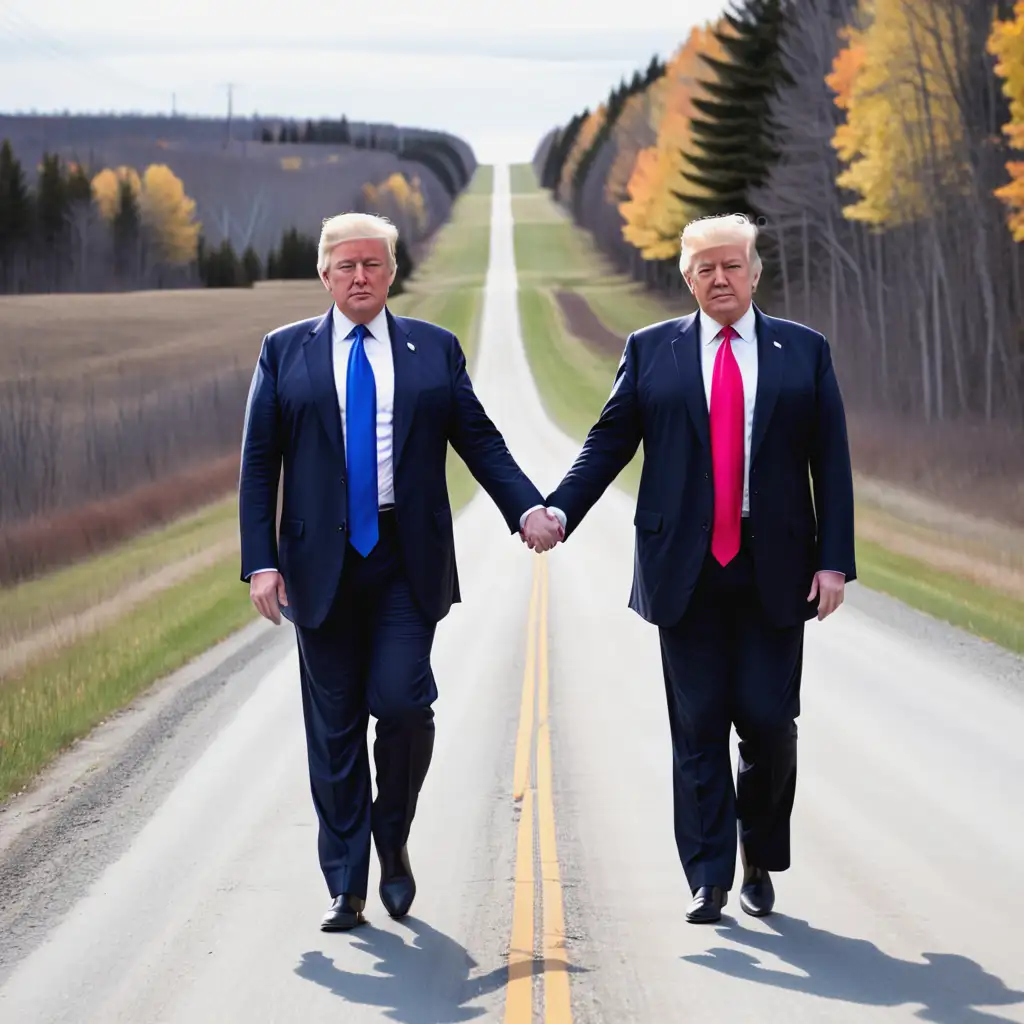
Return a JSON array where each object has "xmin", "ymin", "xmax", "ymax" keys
[
  {"xmin": 317, "ymin": 212, "xmax": 398, "ymax": 274},
  {"xmin": 679, "ymin": 213, "xmax": 762, "ymax": 276}
]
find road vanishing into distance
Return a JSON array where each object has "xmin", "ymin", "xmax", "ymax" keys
[{"xmin": 2, "ymin": 166, "xmax": 1023, "ymax": 1023}]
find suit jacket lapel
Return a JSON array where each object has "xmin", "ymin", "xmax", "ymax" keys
[
  {"xmin": 387, "ymin": 307, "xmax": 416, "ymax": 470},
  {"xmin": 303, "ymin": 308, "xmax": 346, "ymax": 463},
  {"xmin": 671, "ymin": 312, "xmax": 710, "ymax": 452},
  {"xmin": 750, "ymin": 305, "xmax": 783, "ymax": 467}
]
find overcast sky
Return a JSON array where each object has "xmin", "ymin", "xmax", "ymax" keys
[{"xmin": 0, "ymin": 0, "xmax": 727, "ymax": 161}]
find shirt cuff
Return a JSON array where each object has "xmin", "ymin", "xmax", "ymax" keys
[
  {"xmin": 247, "ymin": 568, "xmax": 278, "ymax": 578},
  {"xmin": 819, "ymin": 570, "xmax": 846, "ymax": 578},
  {"xmin": 519, "ymin": 506, "xmax": 567, "ymax": 531}
]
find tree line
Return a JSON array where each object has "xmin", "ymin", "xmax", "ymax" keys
[
  {"xmin": 0, "ymin": 139, "xmax": 420, "ymax": 295},
  {"xmin": 534, "ymin": 0, "xmax": 1024, "ymax": 428}
]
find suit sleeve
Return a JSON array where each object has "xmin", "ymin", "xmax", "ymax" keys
[
  {"xmin": 810, "ymin": 337, "xmax": 857, "ymax": 581},
  {"xmin": 545, "ymin": 334, "xmax": 643, "ymax": 538},
  {"xmin": 447, "ymin": 333, "xmax": 544, "ymax": 532},
  {"xmin": 238, "ymin": 335, "xmax": 283, "ymax": 580}
]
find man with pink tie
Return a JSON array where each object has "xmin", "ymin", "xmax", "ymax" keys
[{"xmin": 541, "ymin": 213, "xmax": 856, "ymax": 923}]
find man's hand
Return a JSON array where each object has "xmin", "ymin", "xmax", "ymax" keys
[
  {"xmin": 521, "ymin": 508, "xmax": 563, "ymax": 553},
  {"xmin": 250, "ymin": 570, "xmax": 288, "ymax": 624},
  {"xmin": 808, "ymin": 570, "xmax": 845, "ymax": 620}
]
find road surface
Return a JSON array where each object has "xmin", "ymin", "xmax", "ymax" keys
[{"xmin": 1, "ymin": 165, "xmax": 1023, "ymax": 1023}]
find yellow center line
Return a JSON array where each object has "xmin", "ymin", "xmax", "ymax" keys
[
  {"xmin": 537, "ymin": 556, "xmax": 573, "ymax": 1022},
  {"xmin": 505, "ymin": 555, "xmax": 573, "ymax": 1024},
  {"xmin": 512, "ymin": 565, "xmax": 540, "ymax": 802},
  {"xmin": 505, "ymin": 560, "xmax": 540, "ymax": 1020}
]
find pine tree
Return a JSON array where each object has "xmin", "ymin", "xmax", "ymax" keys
[
  {"xmin": 242, "ymin": 245, "xmax": 262, "ymax": 285},
  {"xmin": 540, "ymin": 111, "xmax": 587, "ymax": 191},
  {"xmin": 676, "ymin": 0, "xmax": 790, "ymax": 218},
  {"xmin": 0, "ymin": 140, "xmax": 33, "ymax": 290}
]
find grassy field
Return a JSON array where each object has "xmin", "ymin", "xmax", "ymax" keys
[
  {"xmin": 510, "ymin": 163, "xmax": 538, "ymax": 194},
  {"xmin": 0, "ymin": 166, "xmax": 494, "ymax": 805},
  {"xmin": 509, "ymin": 163, "xmax": 1024, "ymax": 656}
]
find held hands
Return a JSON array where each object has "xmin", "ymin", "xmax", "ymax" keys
[
  {"xmin": 808, "ymin": 570, "xmax": 845, "ymax": 620},
  {"xmin": 521, "ymin": 508, "xmax": 564, "ymax": 553},
  {"xmin": 250, "ymin": 570, "xmax": 289, "ymax": 624}
]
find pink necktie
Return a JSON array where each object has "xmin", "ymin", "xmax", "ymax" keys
[{"xmin": 709, "ymin": 325, "xmax": 744, "ymax": 566}]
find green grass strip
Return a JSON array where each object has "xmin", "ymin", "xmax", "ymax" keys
[{"xmin": 0, "ymin": 554, "xmax": 257, "ymax": 803}]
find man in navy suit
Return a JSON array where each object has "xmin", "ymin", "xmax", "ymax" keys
[
  {"xmin": 542, "ymin": 213, "xmax": 856, "ymax": 923},
  {"xmin": 239, "ymin": 212, "xmax": 562, "ymax": 931}
]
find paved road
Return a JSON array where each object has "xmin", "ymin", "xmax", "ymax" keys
[{"xmin": 2, "ymin": 166, "xmax": 1023, "ymax": 1023}]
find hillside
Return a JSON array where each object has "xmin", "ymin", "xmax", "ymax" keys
[{"xmin": 0, "ymin": 114, "xmax": 475, "ymax": 261}]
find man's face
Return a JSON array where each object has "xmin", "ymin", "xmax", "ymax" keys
[
  {"xmin": 683, "ymin": 243, "xmax": 759, "ymax": 325},
  {"xmin": 320, "ymin": 238, "xmax": 395, "ymax": 322}
]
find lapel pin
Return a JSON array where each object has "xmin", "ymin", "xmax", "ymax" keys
[
  {"xmin": 773, "ymin": 340, "xmax": 782, "ymax": 349},
  {"xmin": 407, "ymin": 341, "xmax": 416, "ymax": 351}
]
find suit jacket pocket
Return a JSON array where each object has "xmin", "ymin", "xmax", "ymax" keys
[
  {"xmin": 280, "ymin": 518, "xmax": 304, "ymax": 537},
  {"xmin": 634, "ymin": 509, "xmax": 662, "ymax": 533}
]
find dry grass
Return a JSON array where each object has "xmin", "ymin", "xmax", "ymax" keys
[{"xmin": 0, "ymin": 280, "xmax": 327, "ymax": 395}]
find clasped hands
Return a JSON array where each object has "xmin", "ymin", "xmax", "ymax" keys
[{"xmin": 520, "ymin": 508, "xmax": 563, "ymax": 553}]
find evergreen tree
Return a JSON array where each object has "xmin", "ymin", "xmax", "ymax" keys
[
  {"xmin": 676, "ymin": 0, "xmax": 791, "ymax": 218},
  {"xmin": 540, "ymin": 111, "xmax": 587, "ymax": 191},
  {"xmin": 0, "ymin": 139, "xmax": 33, "ymax": 288},
  {"xmin": 36, "ymin": 153, "xmax": 69, "ymax": 245},
  {"xmin": 242, "ymin": 245, "xmax": 262, "ymax": 285},
  {"xmin": 266, "ymin": 227, "xmax": 318, "ymax": 279},
  {"xmin": 112, "ymin": 177, "xmax": 142, "ymax": 280},
  {"xmin": 339, "ymin": 116, "xmax": 350, "ymax": 145}
]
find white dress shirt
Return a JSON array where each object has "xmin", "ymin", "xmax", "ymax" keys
[
  {"xmin": 249, "ymin": 305, "xmax": 394, "ymax": 577},
  {"xmin": 332, "ymin": 303, "xmax": 395, "ymax": 507},
  {"xmin": 700, "ymin": 303, "xmax": 758, "ymax": 517}
]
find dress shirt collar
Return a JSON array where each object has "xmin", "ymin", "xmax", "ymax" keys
[
  {"xmin": 698, "ymin": 302, "xmax": 756, "ymax": 347},
  {"xmin": 332, "ymin": 303, "xmax": 391, "ymax": 346}
]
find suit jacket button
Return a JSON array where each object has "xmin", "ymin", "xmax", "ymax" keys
[
  {"xmin": 338, "ymin": 522, "xmax": 347, "ymax": 531},
  {"xmin": 701, "ymin": 521, "xmax": 709, "ymax": 531}
]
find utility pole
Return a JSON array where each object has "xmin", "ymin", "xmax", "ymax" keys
[
  {"xmin": 223, "ymin": 83, "xmax": 237, "ymax": 147},
  {"xmin": 171, "ymin": 92, "xmax": 177, "ymax": 117}
]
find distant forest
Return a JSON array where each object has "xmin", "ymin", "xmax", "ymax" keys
[{"xmin": 0, "ymin": 114, "xmax": 476, "ymax": 295}]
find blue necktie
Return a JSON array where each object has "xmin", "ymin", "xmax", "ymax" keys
[{"xmin": 345, "ymin": 323, "xmax": 378, "ymax": 556}]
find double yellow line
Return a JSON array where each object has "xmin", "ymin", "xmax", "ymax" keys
[{"xmin": 505, "ymin": 555, "xmax": 573, "ymax": 1023}]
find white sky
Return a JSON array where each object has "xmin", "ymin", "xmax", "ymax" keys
[{"xmin": 0, "ymin": 0, "xmax": 727, "ymax": 161}]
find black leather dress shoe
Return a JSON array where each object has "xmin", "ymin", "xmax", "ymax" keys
[
  {"xmin": 686, "ymin": 885, "xmax": 728, "ymax": 923},
  {"xmin": 739, "ymin": 867, "xmax": 775, "ymax": 916},
  {"xmin": 320, "ymin": 893, "xmax": 366, "ymax": 931},
  {"xmin": 378, "ymin": 846, "xmax": 416, "ymax": 919}
]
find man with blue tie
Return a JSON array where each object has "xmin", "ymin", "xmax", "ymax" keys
[
  {"xmin": 239, "ymin": 213, "xmax": 562, "ymax": 931},
  {"xmin": 540, "ymin": 213, "xmax": 856, "ymax": 924}
]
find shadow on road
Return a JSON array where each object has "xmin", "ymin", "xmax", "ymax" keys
[
  {"xmin": 295, "ymin": 915, "xmax": 585, "ymax": 1022},
  {"xmin": 682, "ymin": 913, "xmax": 1024, "ymax": 1023}
]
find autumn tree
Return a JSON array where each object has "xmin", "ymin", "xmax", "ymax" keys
[
  {"xmin": 619, "ymin": 24, "xmax": 728, "ymax": 267},
  {"xmin": 989, "ymin": 0, "xmax": 1024, "ymax": 239}
]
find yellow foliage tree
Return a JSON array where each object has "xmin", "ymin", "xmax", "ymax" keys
[
  {"xmin": 988, "ymin": 0, "xmax": 1024, "ymax": 240},
  {"xmin": 139, "ymin": 164, "xmax": 201, "ymax": 264},
  {"xmin": 91, "ymin": 163, "xmax": 200, "ymax": 264},
  {"xmin": 605, "ymin": 89, "xmax": 657, "ymax": 206},
  {"xmin": 828, "ymin": 0, "xmax": 970, "ymax": 228},
  {"xmin": 362, "ymin": 172, "xmax": 428, "ymax": 238},
  {"xmin": 618, "ymin": 23, "xmax": 726, "ymax": 260},
  {"xmin": 91, "ymin": 165, "xmax": 141, "ymax": 220},
  {"xmin": 559, "ymin": 106, "xmax": 606, "ymax": 200}
]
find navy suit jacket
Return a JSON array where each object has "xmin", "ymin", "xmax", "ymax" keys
[
  {"xmin": 546, "ymin": 305, "xmax": 856, "ymax": 629},
  {"xmin": 239, "ymin": 306, "xmax": 543, "ymax": 629}
]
